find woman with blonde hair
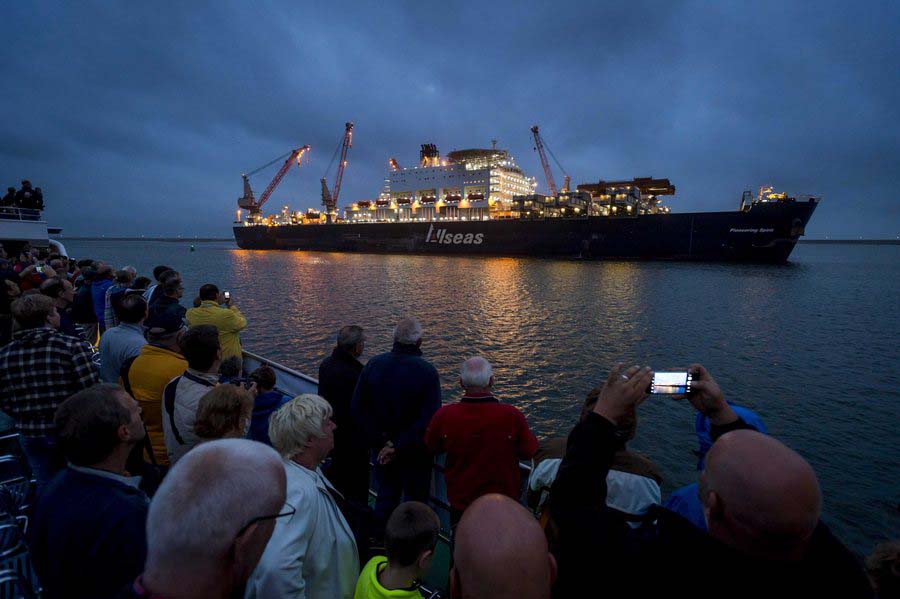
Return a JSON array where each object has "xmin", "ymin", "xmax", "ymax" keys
[{"xmin": 245, "ymin": 394, "xmax": 359, "ymax": 599}]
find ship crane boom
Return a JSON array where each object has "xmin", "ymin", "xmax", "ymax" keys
[
  {"xmin": 530, "ymin": 125, "xmax": 570, "ymax": 196},
  {"xmin": 238, "ymin": 145, "xmax": 310, "ymax": 216},
  {"xmin": 321, "ymin": 122, "xmax": 354, "ymax": 222}
]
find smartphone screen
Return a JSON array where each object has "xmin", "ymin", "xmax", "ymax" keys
[
  {"xmin": 650, "ymin": 371, "xmax": 692, "ymax": 394},
  {"xmin": 224, "ymin": 291, "xmax": 230, "ymax": 300}
]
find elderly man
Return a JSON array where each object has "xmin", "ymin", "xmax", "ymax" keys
[
  {"xmin": 0, "ymin": 295, "xmax": 99, "ymax": 485},
  {"xmin": 426, "ymin": 356, "xmax": 537, "ymax": 523},
  {"xmin": 351, "ymin": 317, "xmax": 442, "ymax": 538},
  {"xmin": 130, "ymin": 440, "xmax": 287, "ymax": 598},
  {"xmin": 318, "ymin": 324, "xmax": 368, "ymax": 503},
  {"xmin": 31, "ymin": 384, "xmax": 149, "ymax": 598},
  {"xmin": 549, "ymin": 363, "xmax": 873, "ymax": 597},
  {"xmin": 247, "ymin": 394, "xmax": 359, "ymax": 599},
  {"xmin": 186, "ymin": 283, "xmax": 247, "ymax": 363},
  {"xmin": 98, "ymin": 293, "xmax": 147, "ymax": 383},
  {"xmin": 452, "ymin": 494, "xmax": 556, "ymax": 599}
]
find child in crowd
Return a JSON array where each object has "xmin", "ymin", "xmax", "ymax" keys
[{"xmin": 355, "ymin": 501, "xmax": 440, "ymax": 599}]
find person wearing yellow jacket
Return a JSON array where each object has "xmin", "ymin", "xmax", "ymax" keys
[{"xmin": 186, "ymin": 284, "xmax": 247, "ymax": 363}]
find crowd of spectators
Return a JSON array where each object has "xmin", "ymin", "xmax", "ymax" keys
[{"xmin": 0, "ymin": 253, "xmax": 895, "ymax": 598}]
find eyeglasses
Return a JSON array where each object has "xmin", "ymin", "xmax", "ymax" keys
[{"xmin": 235, "ymin": 505, "xmax": 296, "ymax": 538}]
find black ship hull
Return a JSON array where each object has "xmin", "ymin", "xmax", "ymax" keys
[{"xmin": 233, "ymin": 199, "xmax": 818, "ymax": 263}]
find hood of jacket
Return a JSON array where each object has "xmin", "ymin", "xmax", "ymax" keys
[{"xmin": 12, "ymin": 326, "xmax": 59, "ymax": 347}]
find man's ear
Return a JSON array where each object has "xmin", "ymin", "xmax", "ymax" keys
[
  {"xmin": 415, "ymin": 338, "xmax": 422, "ymax": 348},
  {"xmin": 450, "ymin": 566, "xmax": 461, "ymax": 599},
  {"xmin": 705, "ymin": 490, "xmax": 723, "ymax": 522},
  {"xmin": 548, "ymin": 552, "xmax": 558, "ymax": 586},
  {"xmin": 117, "ymin": 424, "xmax": 131, "ymax": 443},
  {"xmin": 417, "ymin": 548, "xmax": 435, "ymax": 571},
  {"xmin": 229, "ymin": 521, "xmax": 257, "ymax": 582}
]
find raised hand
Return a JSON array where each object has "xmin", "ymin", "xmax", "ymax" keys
[
  {"xmin": 592, "ymin": 363, "xmax": 653, "ymax": 425},
  {"xmin": 677, "ymin": 364, "xmax": 737, "ymax": 426}
]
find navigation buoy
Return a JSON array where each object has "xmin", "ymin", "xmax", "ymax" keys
[{"xmin": 190, "ymin": 244, "xmax": 195, "ymax": 252}]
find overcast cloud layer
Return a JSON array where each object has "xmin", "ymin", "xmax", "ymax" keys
[{"xmin": 2, "ymin": 1, "xmax": 899, "ymax": 238}]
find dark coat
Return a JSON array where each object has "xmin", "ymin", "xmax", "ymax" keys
[
  {"xmin": 145, "ymin": 295, "xmax": 186, "ymax": 330},
  {"xmin": 249, "ymin": 390, "xmax": 289, "ymax": 446},
  {"xmin": 70, "ymin": 283, "xmax": 97, "ymax": 324},
  {"xmin": 350, "ymin": 341, "xmax": 441, "ymax": 455},
  {"xmin": 549, "ymin": 413, "xmax": 873, "ymax": 598},
  {"xmin": 30, "ymin": 467, "xmax": 149, "ymax": 599}
]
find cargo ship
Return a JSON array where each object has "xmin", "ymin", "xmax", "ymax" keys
[{"xmin": 233, "ymin": 129, "xmax": 819, "ymax": 263}]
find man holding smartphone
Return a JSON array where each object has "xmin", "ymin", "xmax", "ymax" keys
[{"xmin": 185, "ymin": 283, "xmax": 247, "ymax": 367}]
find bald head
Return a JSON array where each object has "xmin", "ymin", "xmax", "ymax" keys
[
  {"xmin": 145, "ymin": 440, "xmax": 286, "ymax": 584},
  {"xmin": 701, "ymin": 430, "xmax": 821, "ymax": 561},
  {"xmin": 452, "ymin": 494, "xmax": 556, "ymax": 599}
]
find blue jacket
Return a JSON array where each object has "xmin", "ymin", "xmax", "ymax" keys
[
  {"xmin": 250, "ymin": 390, "xmax": 290, "ymax": 446},
  {"xmin": 91, "ymin": 279, "xmax": 114, "ymax": 325},
  {"xmin": 350, "ymin": 342, "xmax": 441, "ymax": 454},
  {"xmin": 30, "ymin": 466, "xmax": 149, "ymax": 598}
]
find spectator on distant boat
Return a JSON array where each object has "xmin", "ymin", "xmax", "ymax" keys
[
  {"xmin": 132, "ymin": 440, "xmax": 287, "ymax": 599},
  {"xmin": 71, "ymin": 265, "xmax": 99, "ymax": 345},
  {"xmin": 186, "ymin": 283, "xmax": 247, "ymax": 364},
  {"xmin": 426, "ymin": 356, "xmax": 537, "ymax": 524},
  {"xmin": 30, "ymin": 384, "xmax": 149, "ymax": 598},
  {"xmin": 194, "ymin": 384, "xmax": 254, "ymax": 442},
  {"xmin": 354, "ymin": 501, "xmax": 439, "ymax": 599},
  {"xmin": 1, "ymin": 187, "xmax": 15, "ymax": 206},
  {"xmin": 318, "ymin": 324, "xmax": 368, "ymax": 503},
  {"xmin": 91, "ymin": 263, "xmax": 115, "ymax": 333},
  {"xmin": 145, "ymin": 270, "xmax": 186, "ymax": 330},
  {"xmin": 351, "ymin": 317, "xmax": 441, "ymax": 539},
  {"xmin": 15, "ymin": 179, "xmax": 38, "ymax": 212},
  {"xmin": 143, "ymin": 265, "xmax": 173, "ymax": 304},
  {"xmin": 98, "ymin": 293, "xmax": 147, "ymax": 383},
  {"xmin": 248, "ymin": 364, "xmax": 290, "ymax": 447},
  {"xmin": 39, "ymin": 276, "xmax": 81, "ymax": 339},
  {"xmin": 0, "ymin": 294, "xmax": 99, "ymax": 486},
  {"xmin": 867, "ymin": 541, "xmax": 900, "ymax": 599},
  {"xmin": 246, "ymin": 394, "xmax": 359, "ymax": 599},
  {"xmin": 33, "ymin": 186, "xmax": 44, "ymax": 210},
  {"xmin": 120, "ymin": 311, "xmax": 187, "ymax": 467},
  {"xmin": 162, "ymin": 324, "xmax": 221, "ymax": 464},
  {"xmin": 547, "ymin": 363, "xmax": 873, "ymax": 597},
  {"xmin": 527, "ymin": 383, "xmax": 662, "ymax": 532},
  {"xmin": 452, "ymin": 494, "xmax": 556, "ymax": 599},
  {"xmin": 104, "ymin": 267, "xmax": 136, "ymax": 330}
]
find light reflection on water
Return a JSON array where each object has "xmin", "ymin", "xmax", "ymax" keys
[{"xmin": 64, "ymin": 240, "xmax": 900, "ymax": 555}]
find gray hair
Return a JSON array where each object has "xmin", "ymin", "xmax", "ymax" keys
[
  {"xmin": 337, "ymin": 325, "xmax": 365, "ymax": 351},
  {"xmin": 268, "ymin": 394, "xmax": 333, "ymax": 460},
  {"xmin": 393, "ymin": 317, "xmax": 423, "ymax": 345},
  {"xmin": 461, "ymin": 356, "xmax": 493, "ymax": 389},
  {"xmin": 144, "ymin": 439, "xmax": 286, "ymax": 578}
]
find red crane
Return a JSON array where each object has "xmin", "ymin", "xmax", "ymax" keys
[
  {"xmin": 238, "ymin": 145, "xmax": 310, "ymax": 217},
  {"xmin": 321, "ymin": 122, "xmax": 354, "ymax": 220},
  {"xmin": 531, "ymin": 125, "xmax": 570, "ymax": 196}
]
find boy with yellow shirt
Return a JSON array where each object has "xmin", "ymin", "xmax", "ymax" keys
[{"xmin": 355, "ymin": 502, "xmax": 440, "ymax": 599}]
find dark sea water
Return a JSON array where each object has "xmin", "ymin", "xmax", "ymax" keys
[{"xmin": 62, "ymin": 239, "xmax": 899, "ymax": 556}]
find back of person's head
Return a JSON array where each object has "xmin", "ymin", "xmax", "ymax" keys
[
  {"xmin": 460, "ymin": 356, "xmax": 493, "ymax": 390},
  {"xmin": 268, "ymin": 394, "xmax": 332, "ymax": 460},
  {"xmin": 39, "ymin": 276, "xmax": 67, "ymax": 300},
  {"xmin": 114, "ymin": 269, "xmax": 134, "ymax": 286},
  {"xmin": 76, "ymin": 259, "xmax": 94, "ymax": 269},
  {"xmin": 198, "ymin": 284, "xmax": 219, "ymax": 301},
  {"xmin": 394, "ymin": 316, "xmax": 423, "ymax": 346},
  {"xmin": 96, "ymin": 264, "xmax": 114, "ymax": 279},
  {"xmin": 180, "ymin": 325, "xmax": 220, "ymax": 371},
  {"xmin": 385, "ymin": 501, "xmax": 439, "ymax": 572},
  {"xmin": 54, "ymin": 384, "xmax": 135, "ymax": 466},
  {"xmin": 249, "ymin": 365, "xmax": 277, "ymax": 392},
  {"xmin": 144, "ymin": 440, "xmax": 287, "ymax": 592},
  {"xmin": 160, "ymin": 270, "xmax": 182, "ymax": 296},
  {"xmin": 700, "ymin": 429, "xmax": 822, "ymax": 561},
  {"xmin": 337, "ymin": 325, "xmax": 365, "ymax": 352},
  {"xmin": 194, "ymin": 385, "xmax": 253, "ymax": 440},
  {"xmin": 11, "ymin": 294, "xmax": 55, "ymax": 329},
  {"xmin": 867, "ymin": 541, "xmax": 900, "ymax": 598},
  {"xmin": 152, "ymin": 265, "xmax": 173, "ymax": 282},
  {"xmin": 218, "ymin": 355, "xmax": 242, "ymax": 380},
  {"xmin": 116, "ymin": 293, "xmax": 148, "ymax": 325},
  {"xmin": 80, "ymin": 265, "xmax": 97, "ymax": 282},
  {"xmin": 131, "ymin": 276, "xmax": 151, "ymax": 291},
  {"xmin": 146, "ymin": 311, "xmax": 186, "ymax": 343},
  {"xmin": 452, "ymin": 494, "xmax": 556, "ymax": 599}
]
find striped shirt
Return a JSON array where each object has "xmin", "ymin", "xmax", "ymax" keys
[{"xmin": 0, "ymin": 326, "xmax": 100, "ymax": 437}]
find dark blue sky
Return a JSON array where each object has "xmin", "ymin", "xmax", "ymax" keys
[{"xmin": 3, "ymin": 1, "xmax": 899, "ymax": 238}]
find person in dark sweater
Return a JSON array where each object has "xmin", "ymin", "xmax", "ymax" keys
[
  {"xmin": 548, "ymin": 363, "xmax": 873, "ymax": 598},
  {"xmin": 425, "ymin": 356, "xmax": 537, "ymax": 524},
  {"xmin": 318, "ymin": 324, "xmax": 368, "ymax": 503},
  {"xmin": 145, "ymin": 270, "xmax": 185, "ymax": 329},
  {"xmin": 30, "ymin": 383, "xmax": 150, "ymax": 599},
  {"xmin": 351, "ymin": 317, "xmax": 441, "ymax": 538},
  {"xmin": 247, "ymin": 364, "xmax": 289, "ymax": 446}
]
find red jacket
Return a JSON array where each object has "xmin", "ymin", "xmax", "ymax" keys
[{"xmin": 425, "ymin": 393, "xmax": 538, "ymax": 511}]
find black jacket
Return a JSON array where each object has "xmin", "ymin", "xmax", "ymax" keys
[
  {"xmin": 70, "ymin": 284, "xmax": 97, "ymax": 324},
  {"xmin": 319, "ymin": 346, "xmax": 364, "ymax": 438},
  {"xmin": 549, "ymin": 413, "xmax": 873, "ymax": 598}
]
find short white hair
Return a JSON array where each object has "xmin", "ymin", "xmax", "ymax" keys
[
  {"xmin": 394, "ymin": 317, "xmax": 423, "ymax": 345},
  {"xmin": 268, "ymin": 394, "xmax": 333, "ymax": 459},
  {"xmin": 145, "ymin": 439, "xmax": 285, "ymax": 577},
  {"xmin": 461, "ymin": 356, "xmax": 493, "ymax": 389}
]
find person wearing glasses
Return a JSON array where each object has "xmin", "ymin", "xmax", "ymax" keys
[
  {"xmin": 132, "ymin": 439, "xmax": 289, "ymax": 598},
  {"xmin": 246, "ymin": 394, "xmax": 359, "ymax": 599}
]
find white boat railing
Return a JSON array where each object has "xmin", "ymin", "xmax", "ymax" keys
[{"xmin": 0, "ymin": 208, "xmax": 42, "ymax": 222}]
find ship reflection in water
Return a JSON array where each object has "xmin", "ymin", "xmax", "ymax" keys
[{"xmin": 90, "ymin": 240, "xmax": 899, "ymax": 557}]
